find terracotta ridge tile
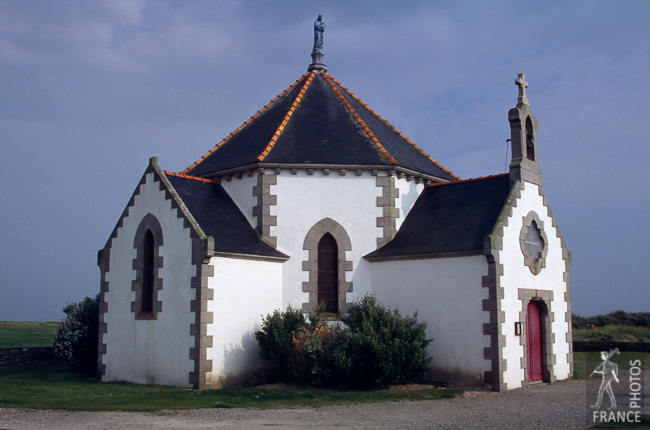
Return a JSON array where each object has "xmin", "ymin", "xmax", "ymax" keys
[
  {"xmin": 163, "ymin": 170, "xmax": 219, "ymax": 184},
  {"xmin": 255, "ymin": 70, "xmax": 317, "ymax": 162},
  {"xmin": 180, "ymin": 72, "xmax": 311, "ymax": 174},
  {"xmin": 322, "ymin": 73, "xmax": 399, "ymax": 165},
  {"xmin": 329, "ymin": 75, "xmax": 459, "ymax": 180},
  {"xmin": 425, "ymin": 173, "xmax": 508, "ymax": 188}
]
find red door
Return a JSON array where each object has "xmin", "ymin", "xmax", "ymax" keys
[{"xmin": 526, "ymin": 302, "xmax": 543, "ymax": 382}]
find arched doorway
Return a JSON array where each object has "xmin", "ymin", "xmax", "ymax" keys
[{"xmin": 526, "ymin": 301, "xmax": 543, "ymax": 382}]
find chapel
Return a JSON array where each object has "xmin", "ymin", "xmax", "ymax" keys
[{"xmin": 97, "ymin": 17, "xmax": 572, "ymax": 391}]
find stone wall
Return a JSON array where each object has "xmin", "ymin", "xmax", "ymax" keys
[
  {"xmin": 0, "ymin": 346, "xmax": 62, "ymax": 366},
  {"xmin": 573, "ymin": 341, "xmax": 649, "ymax": 353}
]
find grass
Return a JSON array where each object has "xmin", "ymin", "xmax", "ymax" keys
[
  {"xmin": 590, "ymin": 416, "xmax": 650, "ymax": 429},
  {"xmin": 573, "ymin": 351, "xmax": 649, "ymax": 379},
  {"xmin": 0, "ymin": 365, "xmax": 461, "ymax": 411},
  {"xmin": 0, "ymin": 321, "xmax": 59, "ymax": 347},
  {"xmin": 573, "ymin": 325, "xmax": 650, "ymax": 342}
]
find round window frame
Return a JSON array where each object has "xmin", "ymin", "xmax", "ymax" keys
[{"xmin": 519, "ymin": 211, "xmax": 548, "ymax": 275}]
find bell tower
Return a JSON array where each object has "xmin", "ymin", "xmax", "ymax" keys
[{"xmin": 508, "ymin": 73, "xmax": 541, "ymax": 185}]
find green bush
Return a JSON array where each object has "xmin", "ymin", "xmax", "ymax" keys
[
  {"xmin": 256, "ymin": 295, "xmax": 432, "ymax": 389},
  {"xmin": 52, "ymin": 294, "xmax": 99, "ymax": 375},
  {"xmin": 254, "ymin": 306, "xmax": 307, "ymax": 380},
  {"xmin": 332, "ymin": 294, "xmax": 431, "ymax": 389},
  {"xmin": 575, "ymin": 324, "xmax": 650, "ymax": 342},
  {"xmin": 291, "ymin": 322, "xmax": 336, "ymax": 386},
  {"xmin": 572, "ymin": 311, "xmax": 650, "ymax": 329}
]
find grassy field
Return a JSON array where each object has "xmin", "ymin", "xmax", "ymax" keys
[
  {"xmin": 0, "ymin": 321, "xmax": 59, "ymax": 347},
  {"xmin": 573, "ymin": 351, "xmax": 649, "ymax": 379},
  {"xmin": 0, "ymin": 365, "xmax": 461, "ymax": 411},
  {"xmin": 1, "ymin": 322, "xmax": 646, "ymax": 411},
  {"xmin": 591, "ymin": 417, "xmax": 650, "ymax": 429},
  {"xmin": 573, "ymin": 325, "xmax": 650, "ymax": 342}
]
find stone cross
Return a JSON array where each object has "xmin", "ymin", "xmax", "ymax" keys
[{"xmin": 515, "ymin": 73, "xmax": 529, "ymax": 106}]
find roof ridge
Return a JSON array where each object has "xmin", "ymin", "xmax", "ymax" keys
[
  {"xmin": 180, "ymin": 72, "xmax": 311, "ymax": 174},
  {"xmin": 426, "ymin": 173, "xmax": 508, "ymax": 188},
  {"xmin": 329, "ymin": 76, "xmax": 460, "ymax": 180},
  {"xmin": 255, "ymin": 70, "xmax": 317, "ymax": 162},
  {"xmin": 163, "ymin": 170, "xmax": 219, "ymax": 184},
  {"xmin": 323, "ymin": 73, "xmax": 398, "ymax": 165}
]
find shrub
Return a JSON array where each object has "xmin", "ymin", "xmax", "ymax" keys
[
  {"xmin": 572, "ymin": 311, "xmax": 650, "ymax": 329},
  {"xmin": 254, "ymin": 306, "xmax": 307, "ymax": 380},
  {"xmin": 52, "ymin": 294, "xmax": 99, "ymax": 375},
  {"xmin": 575, "ymin": 324, "xmax": 650, "ymax": 342},
  {"xmin": 256, "ymin": 295, "xmax": 432, "ymax": 389},
  {"xmin": 291, "ymin": 321, "xmax": 336, "ymax": 386},
  {"xmin": 331, "ymin": 294, "xmax": 432, "ymax": 389}
]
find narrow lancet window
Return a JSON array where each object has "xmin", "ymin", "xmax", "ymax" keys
[
  {"xmin": 142, "ymin": 229, "xmax": 155, "ymax": 314},
  {"xmin": 317, "ymin": 233, "xmax": 338, "ymax": 313}
]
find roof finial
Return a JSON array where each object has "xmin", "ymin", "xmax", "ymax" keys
[
  {"xmin": 515, "ymin": 73, "xmax": 529, "ymax": 106},
  {"xmin": 308, "ymin": 14, "xmax": 327, "ymax": 72}
]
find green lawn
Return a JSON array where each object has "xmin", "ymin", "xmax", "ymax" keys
[
  {"xmin": 590, "ymin": 417, "xmax": 650, "ymax": 429},
  {"xmin": 0, "ymin": 365, "xmax": 461, "ymax": 411},
  {"xmin": 573, "ymin": 351, "xmax": 649, "ymax": 379},
  {"xmin": 573, "ymin": 325, "xmax": 650, "ymax": 342},
  {"xmin": 0, "ymin": 321, "xmax": 59, "ymax": 347}
]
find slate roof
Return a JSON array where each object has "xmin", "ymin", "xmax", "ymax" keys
[
  {"xmin": 365, "ymin": 174, "xmax": 512, "ymax": 259},
  {"xmin": 164, "ymin": 172, "xmax": 288, "ymax": 259},
  {"xmin": 183, "ymin": 71, "xmax": 457, "ymax": 181}
]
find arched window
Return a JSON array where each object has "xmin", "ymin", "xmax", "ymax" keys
[
  {"xmin": 132, "ymin": 213, "xmax": 163, "ymax": 319},
  {"xmin": 317, "ymin": 233, "xmax": 338, "ymax": 313},
  {"xmin": 302, "ymin": 218, "xmax": 353, "ymax": 318},
  {"xmin": 141, "ymin": 229, "xmax": 155, "ymax": 314},
  {"xmin": 525, "ymin": 116, "xmax": 535, "ymax": 161}
]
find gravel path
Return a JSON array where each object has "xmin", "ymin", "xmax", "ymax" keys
[{"xmin": 0, "ymin": 379, "xmax": 589, "ymax": 430}]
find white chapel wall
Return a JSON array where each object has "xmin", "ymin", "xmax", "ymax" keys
[
  {"xmin": 393, "ymin": 177, "xmax": 425, "ymax": 231},
  {"xmin": 220, "ymin": 174, "xmax": 258, "ymax": 223},
  {"xmin": 205, "ymin": 256, "xmax": 283, "ymax": 388},
  {"xmin": 371, "ymin": 255, "xmax": 491, "ymax": 387},
  {"xmin": 103, "ymin": 172, "xmax": 195, "ymax": 387},
  {"xmin": 272, "ymin": 170, "xmax": 383, "ymax": 309},
  {"xmin": 499, "ymin": 181, "xmax": 571, "ymax": 388}
]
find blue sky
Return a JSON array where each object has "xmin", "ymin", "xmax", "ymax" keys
[{"xmin": 0, "ymin": 1, "xmax": 648, "ymax": 321}]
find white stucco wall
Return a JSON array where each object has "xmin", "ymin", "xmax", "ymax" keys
[
  {"xmin": 371, "ymin": 255, "xmax": 491, "ymax": 387},
  {"xmin": 205, "ymin": 256, "xmax": 283, "ymax": 388},
  {"xmin": 499, "ymin": 181, "xmax": 571, "ymax": 388},
  {"xmin": 215, "ymin": 170, "xmax": 429, "ymax": 313},
  {"xmin": 394, "ymin": 177, "xmax": 424, "ymax": 230},
  {"xmin": 220, "ymin": 174, "xmax": 258, "ymax": 223},
  {"xmin": 103, "ymin": 172, "xmax": 195, "ymax": 387},
  {"xmin": 272, "ymin": 171, "xmax": 384, "ymax": 308}
]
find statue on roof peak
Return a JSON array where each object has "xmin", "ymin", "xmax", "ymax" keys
[{"xmin": 313, "ymin": 14, "xmax": 326, "ymax": 54}]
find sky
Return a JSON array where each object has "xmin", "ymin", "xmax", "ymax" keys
[{"xmin": 0, "ymin": 1, "xmax": 648, "ymax": 321}]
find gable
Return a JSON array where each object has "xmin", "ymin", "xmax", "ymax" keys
[{"xmin": 365, "ymin": 174, "xmax": 511, "ymax": 260}]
